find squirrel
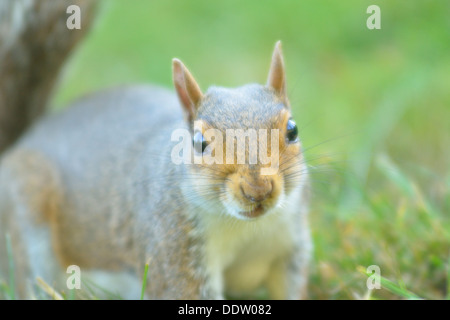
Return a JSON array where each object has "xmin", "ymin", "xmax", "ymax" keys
[{"xmin": 0, "ymin": 1, "xmax": 312, "ymax": 300}]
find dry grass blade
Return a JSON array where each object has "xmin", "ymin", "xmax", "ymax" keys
[{"xmin": 36, "ymin": 277, "xmax": 64, "ymax": 300}]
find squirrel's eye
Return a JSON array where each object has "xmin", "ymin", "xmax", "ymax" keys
[
  {"xmin": 193, "ymin": 131, "xmax": 208, "ymax": 154},
  {"xmin": 286, "ymin": 119, "xmax": 298, "ymax": 143}
]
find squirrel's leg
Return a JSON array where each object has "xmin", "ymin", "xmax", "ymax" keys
[
  {"xmin": 141, "ymin": 225, "xmax": 224, "ymax": 299},
  {"xmin": 200, "ymin": 264, "xmax": 225, "ymax": 299},
  {"xmin": 266, "ymin": 217, "xmax": 312, "ymax": 300},
  {"xmin": 142, "ymin": 254, "xmax": 223, "ymax": 299},
  {"xmin": 265, "ymin": 245, "xmax": 310, "ymax": 300},
  {"xmin": 0, "ymin": 151, "xmax": 64, "ymax": 299}
]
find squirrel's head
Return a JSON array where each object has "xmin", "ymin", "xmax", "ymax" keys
[{"xmin": 172, "ymin": 41, "xmax": 307, "ymax": 221}]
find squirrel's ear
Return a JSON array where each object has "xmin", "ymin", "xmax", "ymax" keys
[
  {"xmin": 267, "ymin": 41, "xmax": 287, "ymax": 101},
  {"xmin": 172, "ymin": 58, "xmax": 203, "ymax": 123}
]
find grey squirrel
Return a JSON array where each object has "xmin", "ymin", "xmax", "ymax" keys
[{"xmin": 0, "ymin": 0, "xmax": 312, "ymax": 299}]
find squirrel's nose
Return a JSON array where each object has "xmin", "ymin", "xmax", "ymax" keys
[{"xmin": 240, "ymin": 178, "xmax": 273, "ymax": 203}]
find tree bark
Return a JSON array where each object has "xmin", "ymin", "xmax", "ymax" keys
[{"xmin": 0, "ymin": 0, "xmax": 96, "ymax": 154}]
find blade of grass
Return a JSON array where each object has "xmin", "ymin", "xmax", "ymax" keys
[
  {"xmin": 36, "ymin": 277, "xmax": 64, "ymax": 300},
  {"xmin": 140, "ymin": 259, "xmax": 150, "ymax": 300},
  {"xmin": 357, "ymin": 266, "xmax": 422, "ymax": 300},
  {"xmin": 5, "ymin": 233, "xmax": 15, "ymax": 300},
  {"xmin": 379, "ymin": 276, "xmax": 422, "ymax": 300},
  {"xmin": 446, "ymin": 257, "xmax": 450, "ymax": 300},
  {"xmin": 68, "ymin": 288, "xmax": 76, "ymax": 300},
  {"xmin": 0, "ymin": 281, "xmax": 10, "ymax": 299},
  {"xmin": 376, "ymin": 154, "xmax": 415, "ymax": 198}
]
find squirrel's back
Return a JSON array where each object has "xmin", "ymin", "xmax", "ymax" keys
[
  {"xmin": 3, "ymin": 84, "xmax": 189, "ymax": 270},
  {"xmin": 18, "ymin": 85, "xmax": 183, "ymax": 167}
]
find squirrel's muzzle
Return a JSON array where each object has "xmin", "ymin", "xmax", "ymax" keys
[{"xmin": 240, "ymin": 178, "xmax": 273, "ymax": 203}]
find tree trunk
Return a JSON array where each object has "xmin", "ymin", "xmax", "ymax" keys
[{"xmin": 0, "ymin": 0, "xmax": 96, "ymax": 154}]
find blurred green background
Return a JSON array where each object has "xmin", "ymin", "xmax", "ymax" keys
[{"xmin": 52, "ymin": 0, "xmax": 449, "ymax": 299}]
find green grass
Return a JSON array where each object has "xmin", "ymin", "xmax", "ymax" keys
[
  {"xmin": 141, "ymin": 261, "xmax": 150, "ymax": 300},
  {"xmin": 308, "ymin": 153, "xmax": 449, "ymax": 299},
  {"xmin": 0, "ymin": 234, "xmax": 15, "ymax": 300},
  {"xmin": 2, "ymin": 0, "xmax": 449, "ymax": 299}
]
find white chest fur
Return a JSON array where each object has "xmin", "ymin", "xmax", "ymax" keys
[{"xmin": 200, "ymin": 190, "xmax": 303, "ymax": 297}]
